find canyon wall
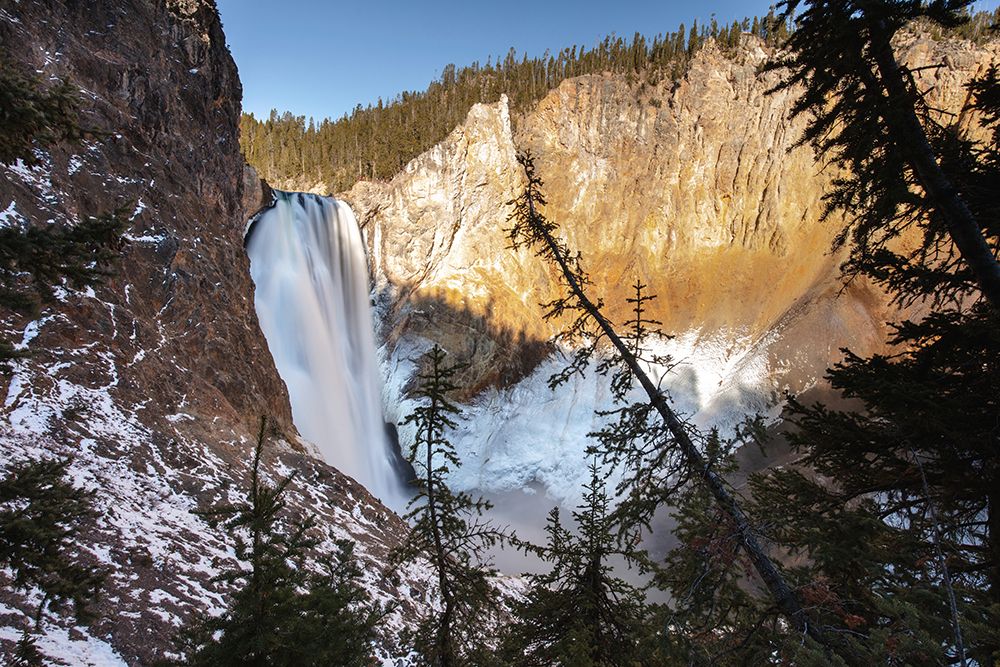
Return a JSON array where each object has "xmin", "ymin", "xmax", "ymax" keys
[
  {"xmin": 0, "ymin": 1, "xmax": 427, "ymax": 662},
  {"xmin": 348, "ymin": 34, "xmax": 999, "ymax": 501}
]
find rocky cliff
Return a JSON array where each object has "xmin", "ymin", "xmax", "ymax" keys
[
  {"xmin": 0, "ymin": 2, "xmax": 428, "ymax": 663},
  {"xmin": 348, "ymin": 34, "xmax": 999, "ymax": 503},
  {"xmin": 1, "ymin": 2, "xmax": 995, "ymax": 661}
]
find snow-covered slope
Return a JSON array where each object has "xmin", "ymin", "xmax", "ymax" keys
[
  {"xmin": 1, "ymin": 361, "xmax": 430, "ymax": 663},
  {"xmin": 384, "ymin": 326, "xmax": 785, "ymax": 510}
]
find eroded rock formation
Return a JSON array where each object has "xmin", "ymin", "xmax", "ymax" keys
[
  {"xmin": 351, "ymin": 33, "xmax": 998, "ymax": 392},
  {"xmin": 348, "ymin": 34, "xmax": 998, "ymax": 500}
]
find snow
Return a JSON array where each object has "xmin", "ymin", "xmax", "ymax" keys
[
  {"xmin": 123, "ymin": 232, "xmax": 166, "ymax": 244},
  {"xmin": 383, "ymin": 327, "xmax": 784, "ymax": 508},
  {"xmin": 0, "ymin": 603, "xmax": 126, "ymax": 667},
  {"xmin": 0, "ymin": 316, "xmax": 438, "ymax": 661},
  {"xmin": 13, "ymin": 315, "xmax": 51, "ymax": 351},
  {"xmin": 67, "ymin": 154, "xmax": 85, "ymax": 175},
  {"xmin": 4, "ymin": 154, "xmax": 58, "ymax": 205},
  {"xmin": 0, "ymin": 200, "xmax": 25, "ymax": 228},
  {"xmin": 129, "ymin": 198, "xmax": 147, "ymax": 221}
]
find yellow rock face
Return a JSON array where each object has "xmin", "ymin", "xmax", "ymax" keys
[{"xmin": 347, "ymin": 35, "xmax": 999, "ymax": 396}]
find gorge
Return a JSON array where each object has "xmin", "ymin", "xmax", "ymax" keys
[{"xmin": 0, "ymin": 0, "xmax": 997, "ymax": 664}]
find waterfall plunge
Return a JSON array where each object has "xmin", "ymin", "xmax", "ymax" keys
[{"xmin": 246, "ymin": 191, "xmax": 404, "ymax": 507}]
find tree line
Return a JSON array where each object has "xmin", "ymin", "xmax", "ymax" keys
[
  {"xmin": 238, "ymin": 10, "xmax": 796, "ymax": 192},
  {"xmin": 238, "ymin": 6, "xmax": 1000, "ymax": 195}
]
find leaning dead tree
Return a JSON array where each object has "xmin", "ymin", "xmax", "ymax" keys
[{"xmin": 507, "ymin": 153, "xmax": 826, "ymax": 647}]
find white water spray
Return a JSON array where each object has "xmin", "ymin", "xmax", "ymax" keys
[{"xmin": 246, "ymin": 191, "xmax": 404, "ymax": 506}]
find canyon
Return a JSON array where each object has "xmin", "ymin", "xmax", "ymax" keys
[
  {"xmin": 0, "ymin": 0, "xmax": 996, "ymax": 663},
  {"xmin": 349, "ymin": 33, "xmax": 997, "ymax": 504}
]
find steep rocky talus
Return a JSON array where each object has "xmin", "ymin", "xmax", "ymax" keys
[
  {"xmin": 349, "ymin": 34, "xmax": 998, "ymax": 500},
  {"xmin": 0, "ymin": 2, "xmax": 427, "ymax": 663}
]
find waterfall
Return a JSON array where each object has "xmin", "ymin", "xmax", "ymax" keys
[{"xmin": 246, "ymin": 191, "xmax": 403, "ymax": 506}]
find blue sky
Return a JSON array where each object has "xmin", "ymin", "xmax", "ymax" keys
[
  {"xmin": 218, "ymin": 0, "xmax": 1000, "ymax": 122},
  {"xmin": 217, "ymin": 0, "xmax": 782, "ymax": 121}
]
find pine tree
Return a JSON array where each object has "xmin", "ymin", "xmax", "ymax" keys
[
  {"xmin": 238, "ymin": 7, "xmax": 998, "ymax": 195},
  {"xmin": 234, "ymin": 13, "xmax": 748, "ymax": 193},
  {"xmin": 283, "ymin": 539, "xmax": 388, "ymax": 664},
  {"xmin": 0, "ymin": 457, "xmax": 105, "ymax": 640},
  {"xmin": 0, "ymin": 55, "xmax": 123, "ymax": 659},
  {"xmin": 500, "ymin": 461, "xmax": 651, "ymax": 667},
  {"xmin": 746, "ymin": 308, "xmax": 1000, "ymax": 665},
  {"xmin": 0, "ymin": 64, "xmax": 85, "ymax": 165},
  {"xmin": 653, "ymin": 428, "xmax": 838, "ymax": 666},
  {"xmin": 391, "ymin": 345, "xmax": 508, "ymax": 667},
  {"xmin": 178, "ymin": 418, "xmax": 387, "ymax": 666},
  {"xmin": 767, "ymin": 0, "xmax": 1000, "ymax": 307},
  {"xmin": 742, "ymin": 3, "xmax": 1000, "ymax": 664},
  {"xmin": 0, "ymin": 60, "xmax": 126, "ymax": 364},
  {"xmin": 0, "ymin": 211, "xmax": 126, "ymax": 307},
  {"xmin": 11, "ymin": 629, "xmax": 46, "ymax": 667}
]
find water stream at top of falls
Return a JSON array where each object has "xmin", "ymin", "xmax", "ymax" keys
[{"xmin": 246, "ymin": 191, "xmax": 405, "ymax": 507}]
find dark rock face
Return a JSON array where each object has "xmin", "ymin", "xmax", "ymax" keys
[
  {"xmin": 0, "ymin": 2, "xmax": 425, "ymax": 663},
  {"xmin": 1, "ymin": 0, "xmax": 289, "ymax": 431}
]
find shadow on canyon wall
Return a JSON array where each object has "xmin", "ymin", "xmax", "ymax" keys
[{"xmin": 382, "ymin": 288, "xmax": 555, "ymax": 402}]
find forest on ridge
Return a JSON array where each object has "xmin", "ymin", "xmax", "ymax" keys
[{"xmin": 237, "ymin": 6, "xmax": 999, "ymax": 193}]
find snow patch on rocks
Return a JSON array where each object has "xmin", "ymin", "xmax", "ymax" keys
[{"xmin": 0, "ymin": 339, "xmax": 435, "ymax": 662}]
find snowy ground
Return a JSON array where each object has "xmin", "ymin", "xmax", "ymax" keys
[{"xmin": 0, "ymin": 304, "xmax": 436, "ymax": 664}]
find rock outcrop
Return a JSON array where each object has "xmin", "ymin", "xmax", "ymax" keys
[
  {"xmin": 0, "ymin": 2, "xmax": 427, "ymax": 663},
  {"xmin": 348, "ymin": 34, "xmax": 999, "ymax": 501}
]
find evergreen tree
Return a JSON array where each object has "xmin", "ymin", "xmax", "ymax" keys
[
  {"xmin": 0, "ymin": 211, "xmax": 126, "ymax": 308},
  {"xmin": 0, "ymin": 54, "xmax": 123, "ymax": 660},
  {"xmin": 500, "ymin": 461, "xmax": 651, "ymax": 667},
  {"xmin": 653, "ymin": 428, "xmax": 839, "ymax": 666},
  {"xmin": 767, "ymin": 0, "xmax": 1000, "ymax": 306},
  {"xmin": 391, "ymin": 345, "xmax": 508, "ymax": 667},
  {"xmin": 0, "ymin": 457, "xmax": 105, "ymax": 649},
  {"xmin": 0, "ymin": 64, "xmax": 85, "ymax": 165},
  {"xmin": 238, "ymin": 6, "xmax": 997, "ymax": 195},
  {"xmin": 236, "ymin": 13, "xmax": 757, "ymax": 193},
  {"xmin": 11, "ymin": 628, "xmax": 46, "ymax": 667},
  {"xmin": 734, "ymin": 3, "xmax": 1000, "ymax": 664},
  {"xmin": 650, "ymin": 3, "xmax": 1000, "ymax": 662},
  {"xmin": 178, "ymin": 418, "xmax": 387, "ymax": 666}
]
